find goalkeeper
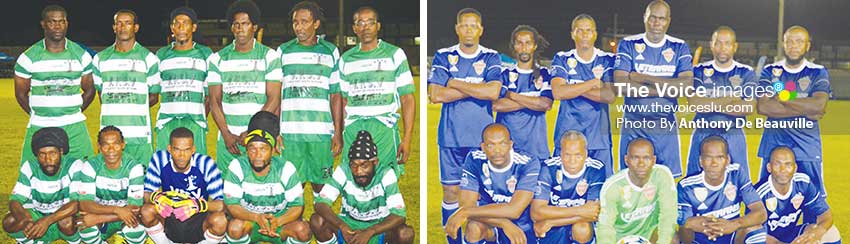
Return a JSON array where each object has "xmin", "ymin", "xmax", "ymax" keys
[{"xmin": 141, "ymin": 127, "xmax": 227, "ymax": 244}]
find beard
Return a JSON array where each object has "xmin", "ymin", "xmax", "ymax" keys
[{"xmin": 517, "ymin": 53, "xmax": 532, "ymax": 63}]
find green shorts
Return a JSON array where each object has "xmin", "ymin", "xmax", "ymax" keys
[
  {"xmin": 249, "ymin": 222, "xmax": 287, "ymax": 244},
  {"xmin": 21, "ymin": 121, "xmax": 93, "ymax": 164},
  {"xmin": 7, "ymin": 209, "xmax": 77, "ymax": 243},
  {"xmin": 282, "ymin": 140, "xmax": 333, "ymax": 184},
  {"xmin": 124, "ymin": 143, "xmax": 154, "ymax": 167},
  {"xmin": 155, "ymin": 117, "xmax": 207, "ymax": 154},
  {"xmin": 342, "ymin": 119, "xmax": 403, "ymax": 175}
]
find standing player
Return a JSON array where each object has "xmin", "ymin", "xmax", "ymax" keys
[
  {"xmin": 278, "ymin": 1, "xmax": 343, "ymax": 192},
  {"xmin": 755, "ymin": 147, "xmax": 841, "ymax": 244},
  {"xmin": 531, "ymin": 131, "xmax": 604, "ymax": 244},
  {"xmin": 493, "ymin": 25, "xmax": 553, "ymax": 161},
  {"xmin": 677, "ymin": 136, "xmax": 767, "ymax": 244},
  {"xmin": 155, "ymin": 7, "xmax": 214, "ymax": 154},
  {"xmin": 141, "ymin": 127, "xmax": 227, "ymax": 244},
  {"xmin": 3, "ymin": 128, "xmax": 82, "ymax": 244},
  {"xmin": 613, "ymin": 0, "xmax": 693, "ymax": 177},
  {"xmin": 756, "ymin": 26, "xmax": 830, "ymax": 204},
  {"xmin": 550, "ymin": 14, "xmax": 616, "ymax": 176},
  {"xmin": 208, "ymin": 0, "xmax": 282, "ymax": 166},
  {"xmin": 72, "ymin": 126, "xmax": 147, "ymax": 244},
  {"xmin": 311, "ymin": 130, "xmax": 414, "ymax": 244},
  {"xmin": 336, "ymin": 6, "xmax": 416, "ymax": 175},
  {"xmin": 428, "ymin": 8, "xmax": 502, "ymax": 243},
  {"xmin": 444, "ymin": 123, "xmax": 540, "ymax": 244},
  {"xmin": 15, "ymin": 5, "xmax": 96, "ymax": 166},
  {"xmin": 223, "ymin": 111, "xmax": 311, "ymax": 244},
  {"xmin": 686, "ymin": 26, "xmax": 757, "ymax": 176},
  {"xmin": 93, "ymin": 9, "xmax": 161, "ymax": 164},
  {"xmin": 596, "ymin": 138, "xmax": 677, "ymax": 244}
]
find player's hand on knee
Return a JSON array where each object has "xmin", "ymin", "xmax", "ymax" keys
[
  {"xmin": 24, "ymin": 218, "xmax": 49, "ymax": 239},
  {"xmin": 444, "ymin": 208, "xmax": 466, "ymax": 239},
  {"xmin": 351, "ymin": 228, "xmax": 376, "ymax": 244},
  {"xmin": 533, "ymin": 220, "xmax": 551, "ymax": 238},
  {"xmin": 340, "ymin": 224, "xmax": 356, "ymax": 243},
  {"xmin": 502, "ymin": 223, "xmax": 527, "ymax": 244}
]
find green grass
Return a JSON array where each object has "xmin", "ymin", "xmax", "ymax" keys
[
  {"xmin": 0, "ymin": 77, "xmax": 420, "ymax": 243},
  {"xmin": 426, "ymin": 97, "xmax": 850, "ymax": 243}
]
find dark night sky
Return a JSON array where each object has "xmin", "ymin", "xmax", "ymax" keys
[
  {"xmin": 0, "ymin": 0, "xmax": 419, "ymax": 47},
  {"xmin": 427, "ymin": 0, "xmax": 850, "ymax": 58}
]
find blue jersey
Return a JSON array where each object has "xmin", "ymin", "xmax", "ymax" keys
[
  {"xmin": 496, "ymin": 66, "xmax": 553, "ymax": 160},
  {"xmin": 551, "ymin": 48, "xmax": 615, "ymax": 151},
  {"xmin": 460, "ymin": 149, "xmax": 540, "ymax": 232},
  {"xmin": 693, "ymin": 60, "xmax": 758, "ymax": 127},
  {"xmin": 755, "ymin": 173, "xmax": 829, "ymax": 243},
  {"xmin": 535, "ymin": 156, "xmax": 606, "ymax": 205},
  {"xmin": 144, "ymin": 150, "xmax": 224, "ymax": 201},
  {"xmin": 429, "ymin": 45, "xmax": 502, "ymax": 148},
  {"xmin": 677, "ymin": 164, "xmax": 760, "ymax": 244},
  {"xmin": 757, "ymin": 59, "xmax": 830, "ymax": 161},
  {"xmin": 615, "ymin": 34, "xmax": 693, "ymax": 121}
]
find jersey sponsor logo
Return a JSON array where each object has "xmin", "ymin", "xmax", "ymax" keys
[
  {"xmin": 621, "ymin": 204, "xmax": 654, "ymax": 222},
  {"xmin": 551, "ymin": 196, "xmax": 586, "ymax": 207},
  {"xmin": 507, "ymin": 176, "xmax": 517, "ymax": 193},
  {"xmin": 703, "ymin": 68, "xmax": 714, "ymax": 78},
  {"xmin": 703, "ymin": 203, "xmax": 741, "ymax": 220},
  {"xmin": 772, "ymin": 68, "xmax": 783, "ymax": 77},
  {"xmin": 662, "ymin": 48, "xmax": 675, "ymax": 63},
  {"xmin": 765, "ymin": 197, "xmax": 777, "ymax": 212},
  {"xmin": 635, "ymin": 43, "xmax": 646, "ymax": 60},
  {"xmin": 576, "ymin": 179, "xmax": 588, "ymax": 196},
  {"xmin": 592, "ymin": 64, "xmax": 604, "ymax": 79},
  {"xmin": 635, "ymin": 64, "xmax": 677, "ymax": 76},
  {"xmin": 473, "ymin": 60, "xmax": 486, "ymax": 75},
  {"xmin": 724, "ymin": 184, "xmax": 737, "ymax": 201},
  {"xmin": 767, "ymin": 209, "xmax": 801, "ymax": 231},
  {"xmin": 791, "ymin": 193, "xmax": 804, "ymax": 209}
]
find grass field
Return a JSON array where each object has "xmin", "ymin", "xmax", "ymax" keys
[
  {"xmin": 426, "ymin": 97, "xmax": 850, "ymax": 243},
  {"xmin": 0, "ymin": 77, "xmax": 420, "ymax": 243}
]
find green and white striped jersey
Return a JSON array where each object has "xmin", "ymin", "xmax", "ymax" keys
[
  {"xmin": 70, "ymin": 154, "xmax": 145, "ymax": 207},
  {"xmin": 10, "ymin": 157, "xmax": 81, "ymax": 214},
  {"xmin": 334, "ymin": 40, "xmax": 415, "ymax": 127},
  {"xmin": 223, "ymin": 156, "xmax": 303, "ymax": 215},
  {"xmin": 316, "ymin": 166, "xmax": 406, "ymax": 229},
  {"xmin": 277, "ymin": 38, "xmax": 339, "ymax": 142},
  {"xmin": 93, "ymin": 42, "xmax": 161, "ymax": 145},
  {"xmin": 155, "ymin": 42, "xmax": 213, "ymax": 129},
  {"xmin": 14, "ymin": 38, "xmax": 93, "ymax": 127},
  {"xmin": 207, "ymin": 39, "xmax": 282, "ymax": 136}
]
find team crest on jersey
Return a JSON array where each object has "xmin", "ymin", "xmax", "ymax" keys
[
  {"xmin": 772, "ymin": 68, "xmax": 783, "ymax": 77},
  {"xmin": 798, "ymin": 76, "xmax": 812, "ymax": 93},
  {"xmin": 448, "ymin": 54, "xmax": 459, "ymax": 72},
  {"xmin": 592, "ymin": 65, "xmax": 604, "ymax": 79},
  {"xmin": 556, "ymin": 170, "xmax": 563, "ymax": 184},
  {"xmin": 576, "ymin": 179, "xmax": 588, "ymax": 196},
  {"xmin": 724, "ymin": 184, "xmax": 737, "ymax": 201},
  {"xmin": 642, "ymin": 184, "xmax": 656, "ymax": 199},
  {"xmin": 482, "ymin": 164, "xmax": 490, "ymax": 178},
  {"xmin": 635, "ymin": 43, "xmax": 646, "ymax": 60},
  {"xmin": 473, "ymin": 60, "xmax": 486, "ymax": 75},
  {"xmin": 703, "ymin": 68, "xmax": 714, "ymax": 77},
  {"xmin": 791, "ymin": 193, "xmax": 804, "ymax": 209},
  {"xmin": 766, "ymin": 197, "xmax": 777, "ymax": 212},
  {"xmin": 507, "ymin": 176, "xmax": 518, "ymax": 193},
  {"xmin": 694, "ymin": 187, "xmax": 708, "ymax": 202},
  {"xmin": 729, "ymin": 75, "xmax": 743, "ymax": 87},
  {"xmin": 662, "ymin": 48, "xmax": 675, "ymax": 63}
]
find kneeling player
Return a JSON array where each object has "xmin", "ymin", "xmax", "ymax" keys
[
  {"xmin": 72, "ymin": 126, "xmax": 147, "ymax": 244},
  {"xmin": 311, "ymin": 130, "xmax": 414, "ymax": 244},
  {"xmin": 445, "ymin": 123, "xmax": 541, "ymax": 244},
  {"xmin": 596, "ymin": 138, "xmax": 676, "ymax": 244},
  {"xmin": 3, "ymin": 127, "xmax": 81, "ymax": 243},
  {"xmin": 677, "ymin": 136, "xmax": 767, "ymax": 244},
  {"xmin": 141, "ymin": 127, "xmax": 227, "ymax": 243},
  {"xmin": 756, "ymin": 146, "xmax": 841, "ymax": 244},
  {"xmin": 531, "ymin": 131, "xmax": 605, "ymax": 243},
  {"xmin": 223, "ymin": 111, "xmax": 311, "ymax": 244}
]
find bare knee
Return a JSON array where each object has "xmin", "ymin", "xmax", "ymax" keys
[
  {"xmin": 284, "ymin": 220, "xmax": 311, "ymax": 242},
  {"xmin": 465, "ymin": 220, "xmax": 487, "ymax": 243},
  {"xmin": 2, "ymin": 214, "xmax": 23, "ymax": 233},
  {"xmin": 396, "ymin": 225, "xmax": 415, "ymax": 244},
  {"xmin": 140, "ymin": 204, "xmax": 160, "ymax": 227},
  {"xmin": 227, "ymin": 219, "xmax": 250, "ymax": 239},
  {"xmin": 204, "ymin": 211, "xmax": 228, "ymax": 235},
  {"xmin": 442, "ymin": 185, "xmax": 459, "ymax": 203},
  {"xmin": 57, "ymin": 216, "xmax": 76, "ymax": 236},
  {"xmin": 571, "ymin": 222, "xmax": 593, "ymax": 243}
]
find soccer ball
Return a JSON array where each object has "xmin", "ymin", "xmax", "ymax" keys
[{"xmin": 617, "ymin": 235, "xmax": 651, "ymax": 244}]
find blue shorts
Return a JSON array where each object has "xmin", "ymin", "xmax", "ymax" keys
[
  {"xmin": 495, "ymin": 228, "xmax": 537, "ymax": 244},
  {"xmin": 686, "ymin": 129, "xmax": 750, "ymax": 177},
  {"xmin": 538, "ymin": 225, "xmax": 596, "ymax": 244},
  {"xmin": 439, "ymin": 147, "xmax": 475, "ymax": 185},
  {"xmin": 619, "ymin": 127, "xmax": 682, "ymax": 177},
  {"xmin": 555, "ymin": 148, "xmax": 614, "ymax": 177}
]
